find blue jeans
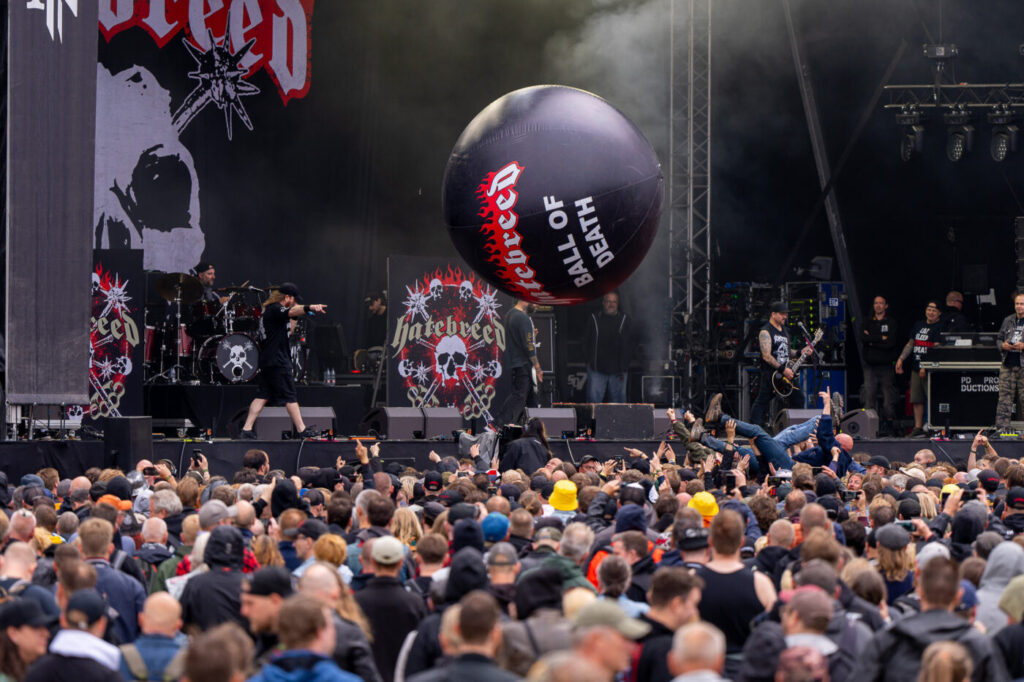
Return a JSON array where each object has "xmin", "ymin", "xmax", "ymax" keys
[
  {"xmin": 775, "ymin": 415, "xmax": 820, "ymax": 448},
  {"xmin": 715, "ymin": 413, "xmax": 795, "ymax": 470},
  {"xmin": 587, "ymin": 369, "xmax": 626, "ymax": 403}
]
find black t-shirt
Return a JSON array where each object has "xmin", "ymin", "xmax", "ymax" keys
[
  {"xmin": 760, "ymin": 322, "xmax": 791, "ymax": 371},
  {"xmin": 908, "ymin": 319, "xmax": 942, "ymax": 370},
  {"xmin": 503, "ymin": 307, "xmax": 535, "ymax": 370},
  {"xmin": 1002, "ymin": 315, "xmax": 1024, "ymax": 368},
  {"xmin": 364, "ymin": 311, "xmax": 388, "ymax": 348},
  {"xmin": 260, "ymin": 304, "xmax": 293, "ymax": 368}
]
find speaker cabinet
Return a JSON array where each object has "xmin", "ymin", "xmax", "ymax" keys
[
  {"xmin": 841, "ymin": 409, "xmax": 878, "ymax": 439},
  {"xmin": 256, "ymin": 407, "xmax": 336, "ymax": 439},
  {"xmin": 773, "ymin": 409, "xmax": 820, "ymax": 432},
  {"xmin": 105, "ymin": 416, "xmax": 152, "ymax": 471},
  {"xmin": 594, "ymin": 404, "xmax": 655, "ymax": 439},
  {"xmin": 359, "ymin": 407, "xmax": 424, "ymax": 440},
  {"xmin": 524, "ymin": 407, "xmax": 577, "ymax": 437},
  {"xmin": 421, "ymin": 407, "xmax": 464, "ymax": 439}
]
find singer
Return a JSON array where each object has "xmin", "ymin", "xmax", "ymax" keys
[{"xmin": 239, "ymin": 282, "xmax": 327, "ymax": 439}]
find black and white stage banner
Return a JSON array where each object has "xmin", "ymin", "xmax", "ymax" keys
[
  {"xmin": 387, "ymin": 255, "xmax": 513, "ymax": 423},
  {"xmin": 6, "ymin": 0, "xmax": 99, "ymax": 405}
]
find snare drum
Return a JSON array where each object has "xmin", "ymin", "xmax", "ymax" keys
[
  {"xmin": 178, "ymin": 324, "xmax": 194, "ymax": 358},
  {"xmin": 231, "ymin": 302, "xmax": 262, "ymax": 333}
]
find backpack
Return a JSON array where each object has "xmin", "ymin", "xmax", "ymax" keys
[
  {"xmin": 0, "ymin": 579, "xmax": 30, "ymax": 602},
  {"xmin": 119, "ymin": 643, "xmax": 187, "ymax": 682},
  {"xmin": 827, "ymin": 613, "xmax": 861, "ymax": 682}
]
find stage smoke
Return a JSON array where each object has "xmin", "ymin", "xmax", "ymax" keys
[{"xmin": 442, "ymin": 85, "xmax": 663, "ymax": 305}]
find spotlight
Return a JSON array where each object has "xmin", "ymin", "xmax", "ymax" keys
[
  {"xmin": 946, "ymin": 126, "xmax": 973, "ymax": 162},
  {"xmin": 991, "ymin": 126, "xmax": 1018, "ymax": 162},
  {"xmin": 899, "ymin": 125, "xmax": 925, "ymax": 162}
]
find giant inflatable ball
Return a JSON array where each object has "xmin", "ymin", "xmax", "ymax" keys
[{"xmin": 442, "ymin": 85, "xmax": 663, "ymax": 305}]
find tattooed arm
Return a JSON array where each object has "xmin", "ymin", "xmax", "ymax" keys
[
  {"xmin": 895, "ymin": 338, "xmax": 914, "ymax": 374},
  {"xmin": 759, "ymin": 330, "xmax": 780, "ymax": 368}
]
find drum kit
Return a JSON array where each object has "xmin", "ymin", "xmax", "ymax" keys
[{"xmin": 143, "ymin": 272, "xmax": 268, "ymax": 385}]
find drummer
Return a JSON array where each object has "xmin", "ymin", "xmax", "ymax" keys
[{"xmin": 195, "ymin": 262, "xmax": 229, "ymax": 304}]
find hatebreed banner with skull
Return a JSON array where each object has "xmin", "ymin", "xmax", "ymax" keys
[
  {"xmin": 387, "ymin": 256, "xmax": 513, "ymax": 423},
  {"xmin": 87, "ymin": 250, "xmax": 145, "ymax": 422}
]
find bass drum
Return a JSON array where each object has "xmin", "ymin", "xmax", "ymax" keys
[{"xmin": 195, "ymin": 333, "xmax": 260, "ymax": 384}]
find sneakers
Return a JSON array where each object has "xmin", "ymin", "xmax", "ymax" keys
[
  {"xmin": 831, "ymin": 391, "xmax": 845, "ymax": 425},
  {"xmin": 239, "ymin": 429, "xmax": 256, "ymax": 440},
  {"xmin": 296, "ymin": 427, "xmax": 319, "ymax": 439},
  {"xmin": 908, "ymin": 426, "xmax": 927, "ymax": 438},
  {"xmin": 688, "ymin": 418, "xmax": 705, "ymax": 444},
  {"xmin": 705, "ymin": 393, "xmax": 723, "ymax": 426}
]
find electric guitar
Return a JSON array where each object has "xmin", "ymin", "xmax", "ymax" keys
[{"xmin": 771, "ymin": 328, "xmax": 823, "ymax": 397}]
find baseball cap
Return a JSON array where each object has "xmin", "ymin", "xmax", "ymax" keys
[
  {"xmin": 487, "ymin": 542, "xmax": 519, "ymax": 567},
  {"xmin": 422, "ymin": 501, "xmax": 445, "ymax": 526},
  {"xmin": 452, "ymin": 519, "xmax": 485, "ymax": 552},
  {"xmin": 245, "ymin": 567, "xmax": 294, "ymax": 598},
  {"xmin": 97, "ymin": 493, "xmax": 132, "ymax": 512},
  {"xmin": 499, "ymin": 483, "xmax": 521, "ymax": 501},
  {"xmin": 424, "ymin": 471, "xmax": 443, "ymax": 493},
  {"xmin": 978, "ymin": 469, "xmax": 1001, "ymax": 493},
  {"xmin": 957, "ymin": 579, "xmax": 980, "ymax": 613},
  {"xmin": 998, "ymin": 575, "xmax": 1024, "ymax": 622},
  {"xmin": 65, "ymin": 589, "xmax": 107, "ymax": 629},
  {"xmin": 370, "ymin": 536, "xmax": 405, "ymax": 565},
  {"xmin": 916, "ymin": 541, "xmax": 951, "ymax": 569},
  {"xmin": 1006, "ymin": 487, "xmax": 1024, "ymax": 511},
  {"xmin": 481, "ymin": 512, "xmax": 510, "ymax": 543},
  {"xmin": 573, "ymin": 600, "xmax": 651, "ymax": 640},
  {"xmin": 198, "ymin": 499, "xmax": 237, "ymax": 528},
  {"xmin": 677, "ymin": 526, "xmax": 710, "ymax": 551},
  {"xmin": 0, "ymin": 598, "xmax": 54, "ymax": 628},
  {"xmin": 19, "ymin": 474, "xmax": 44, "ymax": 489},
  {"xmin": 105, "ymin": 476, "xmax": 133, "ymax": 501},
  {"xmin": 769, "ymin": 301, "xmax": 789, "ymax": 314},
  {"xmin": 449, "ymin": 502, "xmax": 478, "ymax": 524},
  {"xmin": 580, "ymin": 455, "xmax": 599, "ymax": 466},
  {"xmin": 899, "ymin": 467, "xmax": 926, "ymax": 483},
  {"xmin": 867, "ymin": 455, "xmax": 891, "ymax": 470},
  {"xmin": 437, "ymin": 489, "xmax": 463, "ymax": 507},
  {"xmin": 277, "ymin": 282, "xmax": 303, "ymax": 303},
  {"xmin": 296, "ymin": 519, "xmax": 328, "ymax": 541},
  {"xmin": 614, "ymin": 505, "xmax": 647, "ymax": 533},
  {"xmin": 531, "ymin": 475, "xmax": 549, "ymax": 492},
  {"xmin": 534, "ymin": 526, "xmax": 562, "ymax": 545},
  {"xmin": 925, "ymin": 477, "xmax": 946, "ymax": 490},
  {"xmin": 875, "ymin": 523, "xmax": 911, "ymax": 550}
]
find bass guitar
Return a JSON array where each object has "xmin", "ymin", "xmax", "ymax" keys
[{"xmin": 770, "ymin": 328, "xmax": 823, "ymax": 397}]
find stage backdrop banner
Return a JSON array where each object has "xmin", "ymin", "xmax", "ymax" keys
[
  {"xmin": 82, "ymin": 250, "xmax": 145, "ymax": 423},
  {"xmin": 6, "ymin": 0, "xmax": 99, "ymax": 405},
  {"xmin": 387, "ymin": 255, "xmax": 513, "ymax": 423}
]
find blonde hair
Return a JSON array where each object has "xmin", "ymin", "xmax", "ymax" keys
[
  {"xmin": 252, "ymin": 534, "xmax": 284, "ymax": 568},
  {"xmin": 917, "ymin": 641, "xmax": 973, "ymax": 682},
  {"xmin": 312, "ymin": 534, "xmax": 348, "ymax": 568},
  {"xmin": 31, "ymin": 527, "xmax": 53, "ymax": 554},
  {"xmin": 916, "ymin": 492, "xmax": 937, "ymax": 519},
  {"xmin": 877, "ymin": 544, "xmax": 916, "ymax": 581},
  {"xmin": 262, "ymin": 291, "xmax": 285, "ymax": 309},
  {"xmin": 562, "ymin": 587, "xmax": 597, "ymax": 620},
  {"xmin": 391, "ymin": 507, "xmax": 423, "ymax": 548}
]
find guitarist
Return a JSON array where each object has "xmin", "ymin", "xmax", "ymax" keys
[{"xmin": 751, "ymin": 301, "xmax": 813, "ymax": 428}]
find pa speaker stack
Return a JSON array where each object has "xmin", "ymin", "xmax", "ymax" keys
[
  {"xmin": 255, "ymin": 407, "xmax": 336, "ymax": 439},
  {"xmin": 524, "ymin": 407, "xmax": 577, "ymax": 436},
  {"xmin": 594, "ymin": 403, "xmax": 655, "ymax": 439},
  {"xmin": 773, "ymin": 409, "xmax": 820, "ymax": 432},
  {"xmin": 840, "ymin": 409, "xmax": 878, "ymax": 439}
]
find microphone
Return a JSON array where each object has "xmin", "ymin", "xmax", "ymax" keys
[
  {"xmin": 796, "ymin": 321, "xmax": 814, "ymax": 344},
  {"xmin": 249, "ymin": 286, "xmax": 265, "ymax": 293}
]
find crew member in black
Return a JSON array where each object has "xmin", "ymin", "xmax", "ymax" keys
[
  {"xmin": 941, "ymin": 290, "xmax": 972, "ymax": 334},
  {"xmin": 239, "ymin": 283, "xmax": 326, "ymax": 439},
  {"xmin": 896, "ymin": 299, "xmax": 943, "ymax": 437},
  {"xmin": 496, "ymin": 299, "xmax": 542, "ymax": 426},
  {"xmin": 861, "ymin": 295, "xmax": 900, "ymax": 436},
  {"xmin": 750, "ymin": 301, "xmax": 811, "ymax": 428},
  {"xmin": 582, "ymin": 291, "xmax": 632, "ymax": 403},
  {"xmin": 995, "ymin": 292, "xmax": 1024, "ymax": 430},
  {"xmin": 363, "ymin": 291, "xmax": 387, "ymax": 348}
]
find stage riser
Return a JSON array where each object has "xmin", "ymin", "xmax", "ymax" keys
[{"xmin": 0, "ymin": 439, "xmax": 995, "ymax": 483}]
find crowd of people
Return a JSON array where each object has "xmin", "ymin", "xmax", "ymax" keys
[{"xmin": 0, "ymin": 395, "xmax": 1022, "ymax": 681}]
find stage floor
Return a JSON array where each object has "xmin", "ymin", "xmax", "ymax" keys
[{"xmin": 0, "ymin": 435, "xmax": 1004, "ymax": 483}]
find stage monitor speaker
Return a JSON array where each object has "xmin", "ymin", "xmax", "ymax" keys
[
  {"xmin": 256, "ymin": 407, "xmax": 336, "ymax": 439},
  {"xmin": 773, "ymin": 409, "xmax": 820, "ymax": 432},
  {"xmin": 359, "ymin": 407, "xmax": 423, "ymax": 440},
  {"xmin": 841, "ymin": 409, "xmax": 878, "ymax": 439},
  {"xmin": 594, "ymin": 403, "xmax": 655, "ymax": 439},
  {"xmin": 105, "ymin": 416, "xmax": 152, "ymax": 471},
  {"xmin": 421, "ymin": 407, "xmax": 464, "ymax": 439},
  {"xmin": 554, "ymin": 403, "xmax": 594, "ymax": 434},
  {"xmin": 524, "ymin": 407, "xmax": 576, "ymax": 437},
  {"xmin": 652, "ymin": 407, "xmax": 683, "ymax": 438}
]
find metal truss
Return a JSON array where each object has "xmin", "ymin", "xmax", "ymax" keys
[
  {"xmin": 668, "ymin": 0, "xmax": 712, "ymax": 405},
  {"xmin": 883, "ymin": 83, "xmax": 1024, "ymax": 112}
]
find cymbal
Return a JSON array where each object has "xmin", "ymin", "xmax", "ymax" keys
[
  {"xmin": 156, "ymin": 272, "xmax": 203, "ymax": 304},
  {"xmin": 215, "ymin": 286, "xmax": 250, "ymax": 292}
]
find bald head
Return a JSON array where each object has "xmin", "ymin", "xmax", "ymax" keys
[
  {"xmin": 297, "ymin": 562, "xmax": 342, "ymax": 602},
  {"xmin": 140, "ymin": 592, "xmax": 182, "ymax": 637},
  {"xmin": 800, "ymin": 503, "xmax": 829, "ymax": 535},
  {"xmin": 768, "ymin": 519, "xmax": 795, "ymax": 549},
  {"xmin": 835, "ymin": 434, "xmax": 853, "ymax": 452},
  {"xmin": 70, "ymin": 477, "xmax": 91, "ymax": 494},
  {"xmin": 142, "ymin": 517, "xmax": 168, "ymax": 544},
  {"xmin": 234, "ymin": 500, "xmax": 256, "ymax": 529}
]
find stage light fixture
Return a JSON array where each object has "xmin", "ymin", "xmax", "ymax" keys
[
  {"xmin": 944, "ymin": 108, "xmax": 974, "ymax": 162},
  {"xmin": 895, "ymin": 106, "xmax": 925, "ymax": 162},
  {"xmin": 988, "ymin": 107, "xmax": 1018, "ymax": 162}
]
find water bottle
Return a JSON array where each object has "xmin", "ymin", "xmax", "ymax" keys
[{"xmin": 328, "ymin": 368, "xmax": 335, "ymax": 386}]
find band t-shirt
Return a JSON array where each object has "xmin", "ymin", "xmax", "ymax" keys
[
  {"xmin": 760, "ymin": 322, "xmax": 790, "ymax": 371},
  {"xmin": 908, "ymin": 319, "xmax": 942, "ymax": 370},
  {"xmin": 260, "ymin": 304, "xmax": 292, "ymax": 369},
  {"xmin": 1002, "ymin": 316, "xmax": 1024, "ymax": 368},
  {"xmin": 503, "ymin": 307, "xmax": 536, "ymax": 370}
]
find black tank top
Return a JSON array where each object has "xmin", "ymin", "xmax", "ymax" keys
[
  {"xmin": 760, "ymin": 322, "xmax": 791, "ymax": 371},
  {"xmin": 695, "ymin": 565, "xmax": 764, "ymax": 653}
]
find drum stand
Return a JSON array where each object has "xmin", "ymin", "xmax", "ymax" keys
[{"xmin": 148, "ymin": 291, "xmax": 186, "ymax": 384}]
